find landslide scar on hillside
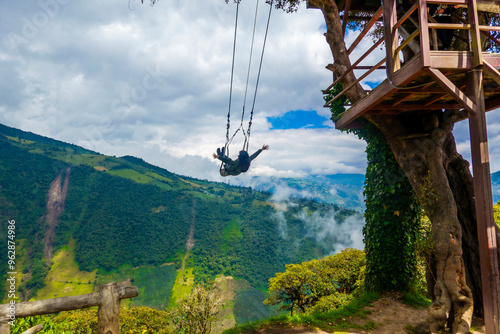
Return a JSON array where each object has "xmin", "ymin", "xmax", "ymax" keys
[{"xmin": 43, "ymin": 166, "xmax": 71, "ymax": 263}]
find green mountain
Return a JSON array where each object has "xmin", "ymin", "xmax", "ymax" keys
[{"xmin": 0, "ymin": 123, "xmax": 361, "ymax": 324}]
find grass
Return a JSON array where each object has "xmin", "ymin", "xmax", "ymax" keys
[
  {"xmin": 402, "ymin": 291, "xmax": 431, "ymax": 308},
  {"xmin": 223, "ymin": 291, "xmax": 380, "ymax": 334},
  {"xmin": 169, "ymin": 267, "xmax": 195, "ymax": 307},
  {"xmin": 107, "ymin": 168, "xmax": 155, "ymax": 183},
  {"xmin": 36, "ymin": 240, "xmax": 96, "ymax": 300}
]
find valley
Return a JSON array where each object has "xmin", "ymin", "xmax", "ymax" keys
[{"xmin": 0, "ymin": 123, "xmax": 362, "ymax": 327}]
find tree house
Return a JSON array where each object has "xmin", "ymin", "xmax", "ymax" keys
[{"xmin": 310, "ymin": 0, "xmax": 500, "ymax": 332}]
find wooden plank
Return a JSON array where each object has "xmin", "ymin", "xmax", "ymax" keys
[
  {"xmin": 483, "ymin": 54, "xmax": 500, "ymax": 68},
  {"xmin": 466, "ymin": 69, "xmax": 500, "ymax": 334},
  {"xmin": 483, "ymin": 60, "xmax": 500, "ymax": 86},
  {"xmin": 427, "ymin": 67, "xmax": 476, "ymax": 114},
  {"xmin": 394, "ymin": 3, "xmax": 418, "ymax": 30},
  {"xmin": 324, "ymin": 57, "xmax": 386, "ymax": 106},
  {"xmin": 353, "ymin": 65, "xmax": 387, "ymax": 69},
  {"xmin": 485, "ymin": 95, "xmax": 500, "ymax": 111},
  {"xmin": 335, "ymin": 58, "xmax": 424, "ymax": 129},
  {"xmin": 418, "ymin": 0, "xmax": 431, "ymax": 67},
  {"xmin": 480, "ymin": 25, "xmax": 500, "ymax": 32},
  {"xmin": 369, "ymin": 103, "xmax": 459, "ymax": 110},
  {"xmin": 398, "ymin": 25, "xmax": 422, "ymax": 55},
  {"xmin": 342, "ymin": 0, "xmax": 351, "ymax": 36},
  {"xmin": 323, "ymin": 37, "xmax": 384, "ymax": 93},
  {"xmin": 393, "ymin": 92, "xmax": 419, "ymax": 106},
  {"xmin": 424, "ymin": 93, "xmax": 449, "ymax": 106},
  {"xmin": 430, "ymin": 51, "xmax": 474, "ymax": 69},
  {"xmin": 427, "ymin": 23, "xmax": 471, "ymax": 30},
  {"xmin": 427, "ymin": 0, "xmax": 468, "ymax": 4},
  {"xmin": 347, "ymin": 6, "xmax": 383, "ymax": 54},
  {"xmin": 395, "ymin": 28, "xmax": 420, "ymax": 55}
]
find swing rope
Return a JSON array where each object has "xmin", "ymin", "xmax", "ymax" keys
[
  {"xmin": 224, "ymin": 0, "xmax": 273, "ymax": 156},
  {"xmin": 224, "ymin": 0, "xmax": 240, "ymax": 158},
  {"xmin": 241, "ymin": 0, "xmax": 260, "ymax": 126},
  {"xmin": 244, "ymin": 0, "xmax": 273, "ymax": 152}
]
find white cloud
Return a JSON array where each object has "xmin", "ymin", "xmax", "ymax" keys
[{"xmin": 1, "ymin": 0, "xmax": 499, "ymax": 187}]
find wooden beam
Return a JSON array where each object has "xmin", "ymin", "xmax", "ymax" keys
[
  {"xmin": 423, "ymin": 93, "xmax": 449, "ymax": 106},
  {"xmin": 347, "ymin": 6, "xmax": 383, "ymax": 55},
  {"xmin": 352, "ymin": 65, "xmax": 387, "ymax": 70},
  {"xmin": 324, "ymin": 57, "xmax": 386, "ymax": 106},
  {"xmin": 398, "ymin": 25, "xmax": 422, "ymax": 55},
  {"xmin": 394, "ymin": 3, "xmax": 418, "ymax": 30},
  {"xmin": 483, "ymin": 60, "xmax": 500, "ymax": 86},
  {"xmin": 335, "ymin": 57, "xmax": 425, "ymax": 129},
  {"xmin": 427, "ymin": 23, "xmax": 471, "ymax": 30},
  {"xmin": 430, "ymin": 51, "xmax": 474, "ymax": 69},
  {"xmin": 369, "ymin": 103, "xmax": 459, "ymax": 110},
  {"xmin": 480, "ymin": 25, "xmax": 500, "ymax": 32},
  {"xmin": 395, "ymin": 28, "xmax": 420, "ymax": 55},
  {"xmin": 323, "ymin": 41, "xmax": 385, "ymax": 94},
  {"xmin": 393, "ymin": 92, "xmax": 419, "ymax": 106},
  {"xmin": 427, "ymin": 0, "xmax": 468, "ymax": 4},
  {"xmin": 427, "ymin": 67, "xmax": 476, "ymax": 115},
  {"xmin": 383, "ymin": 0, "xmax": 400, "ymax": 78},
  {"xmin": 466, "ymin": 69, "xmax": 500, "ymax": 334},
  {"xmin": 342, "ymin": 0, "xmax": 351, "ymax": 36}
]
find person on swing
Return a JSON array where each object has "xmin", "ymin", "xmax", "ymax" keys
[{"xmin": 213, "ymin": 144, "xmax": 269, "ymax": 176}]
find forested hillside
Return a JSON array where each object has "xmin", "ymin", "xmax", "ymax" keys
[{"xmin": 0, "ymin": 123, "xmax": 361, "ymax": 321}]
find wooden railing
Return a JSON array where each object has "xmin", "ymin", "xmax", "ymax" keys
[
  {"xmin": 323, "ymin": 0, "xmax": 500, "ymax": 107},
  {"xmin": 0, "ymin": 281, "xmax": 138, "ymax": 334}
]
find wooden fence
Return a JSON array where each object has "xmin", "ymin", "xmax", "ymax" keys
[{"xmin": 0, "ymin": 281, "xmax": 138, "ymax": 334}]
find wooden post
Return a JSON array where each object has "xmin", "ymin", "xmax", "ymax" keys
[
  {"xmin": 418, "ymin": 0, "xmax": 431, "ymax": 66},
  {"xmin": 97, "ymin": 283, "xmax": 121, "ymax": 334},
  {"xmin": 467, "ymin": 69, "xmax": 500, "ymax": 334},
  {"xmin": 0, "ymin": 322, "xmax": 9, "ymax": 334},
  {"xmin": 383, "ymin": 0, "xmax": 400, "ymax": 79}
]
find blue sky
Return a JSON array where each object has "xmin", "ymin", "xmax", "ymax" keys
[{"xmin": 268, "ymin": 110, "xmax": 331, "ymax": 129}]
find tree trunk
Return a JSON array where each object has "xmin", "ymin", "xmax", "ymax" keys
[{"xmin": 366, "ymin": 114, "xmax": 474, "ymax": 333}]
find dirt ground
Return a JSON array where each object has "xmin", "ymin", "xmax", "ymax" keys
[{"xmin": 252, "ymin": 294, "xmax": 486, "ymax": 334}]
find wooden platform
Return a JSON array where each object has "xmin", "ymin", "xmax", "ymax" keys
[{"xmin": 335, "ymin": 51, "xmax": 500, "ymax": 129}]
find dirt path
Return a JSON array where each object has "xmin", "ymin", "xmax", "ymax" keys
[
  {"xmin": 180, "ymin": 199, "xmax": 196, "ymax": 272},
  {"xmin": 250, "ymin": 294, "xmax": 486, "ymax": 334}
]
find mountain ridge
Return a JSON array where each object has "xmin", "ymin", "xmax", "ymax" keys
[{"xmin": 0, "ymin": 123, "xmax": 363, "ymax": 327}]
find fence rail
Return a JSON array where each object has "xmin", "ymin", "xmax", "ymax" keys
[{"xmin": 0, "ymin": 281, "xmax": 138, "ymax": 334}]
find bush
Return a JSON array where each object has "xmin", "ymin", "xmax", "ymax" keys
[
  {"xmin": 264, "ymin": 248, "xmax": 365, "ymax": 315},
  {"xmin": 309, "ymin": 292, "xmax": 354, "ymax": 313}
]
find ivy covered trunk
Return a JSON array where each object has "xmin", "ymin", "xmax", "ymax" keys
[
  {"xmin": 304, "ymin": 0, "xmax": 493, "ymax": 331},
  {"xmin": 366, "ymin": 113, "xmax": 474, "ymax": 332}
]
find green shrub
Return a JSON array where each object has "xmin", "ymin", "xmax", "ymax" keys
[{"xmin": 264, "ymin": 248, "xmax": 365, "ymax": 315}]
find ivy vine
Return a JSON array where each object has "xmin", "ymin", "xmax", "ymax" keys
[{"xmin": 325, "ymin": 85, "xmax": 421, "ymax": 291}]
